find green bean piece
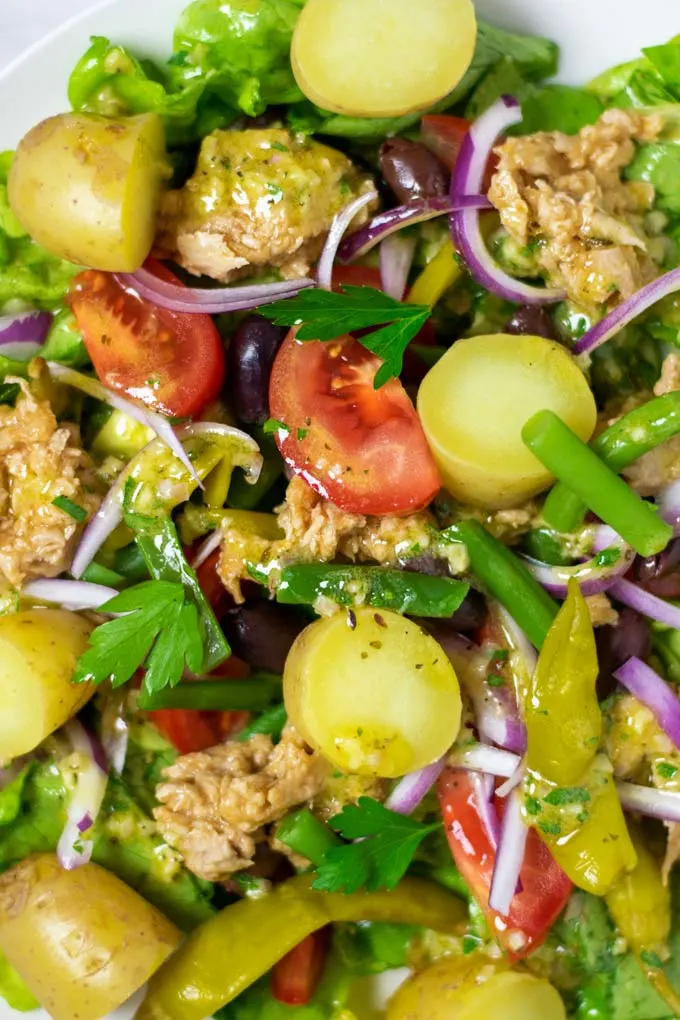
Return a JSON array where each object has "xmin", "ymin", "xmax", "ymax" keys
[
  {"xmin": 236, "ymin": 704, "xmax": 288, "ymax": 743},
  {"xmin": 276, "ymin": 809, "xmax": 341, "ymax": 866},
  {"xmin": 137, "ymin": 675, "xmax": 282, "ymax": 712},
  {"xmin": 447, "ymin": 519, "xmax": 558, "ymax": 648},
  {"xmin": 81, "ymin": 561, "xmax": 124, "ymax": 586},
  {"xmin": 276, "ymin": 564, "xmax": 469, "ymax": 617},
  {"xmin": 543, "ymin": 392, "xmax": 680, "ymax": 532},
  {"xmin": 523, "ymin": 410, "xmax": 673, "ymax": 557},
  {"xmin": 114, "ymin": 541, "xmax": 150, "ymax": 582}
]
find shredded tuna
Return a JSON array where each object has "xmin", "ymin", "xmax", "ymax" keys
[{"xmin": 585, "ymin": 593, "xmax": 619, "ymax": 628}]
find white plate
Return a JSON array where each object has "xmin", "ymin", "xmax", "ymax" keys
[{"xmin": 1, "ymin": 0, "xmax": 679, "ymax": 1016}]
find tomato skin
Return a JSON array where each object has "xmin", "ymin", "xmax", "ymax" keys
[
  {"xmin": 332, "ymin": 264, "xmax": 383, "ymax": 291},
  {"xmin": 271, "ymin": 930, "xmax": 330, "ymax": 1006},
  {"xmin": 437, "ymin": 768, "xmax": 572, "ymax": 959},
  {"xmin": 149, "ymin": 707, "xmax": 249, "ymax": 754},
  {"xmin": 269, "ymin": 331, "xmax": 441, "ymax": 516},
  {"xmin": 421, "ymin": 115, "xmax": 471, "ymax": 170},
  {"xmin": 69, "ymin": 258, "xmax": 225, "ymax": 418}
]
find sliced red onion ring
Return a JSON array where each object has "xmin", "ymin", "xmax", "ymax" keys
[
  {"xmin": 47, "ymin": 362, "xmax": 200, "ymax": 486},
  {"xmin": 338, "ymin": 194, "xmax": 491, "ymax": 263},
  {"xmin": 452, "ymin": 743, "xmax": 521, "ymax": 778},
  {"xmin": 574, "ymin": 266, "xmax": 680, "ymax": 356},
  {"xmin": 117, "ymin": 268, "xmax": 314, "ymax": 315},
  {"xmin": 616, "ymin": 780, "xmax": 680, "ymax": 823},
  {"xmin": 472, "ymin": 771, "xmax": 501, "ymax": 850},
  {"xmin": 489, "ymin": 787, "xmax": 528, "ymax": 916},
  {"xmin": 317, "ymin": 191, "xmax": 379, "ymax": 291},
  {"xmin": 496, "ymin": 764, "xmax": 525, "ymax": 799},
  {"xmin": 57, "ymin": 720, "xmax": 108, "ymax": 871},
  {"xmin": 23, "ymin": 579, "xmax": 118, "ymax": 611},
  {"xmin": 450, "ymin": 96, "xmax": 565, "ymax": 306},
  {"xmin": 385, "ymin": 756, "xmax": 447, "ymax": 815},
  {"xmin": 610, "ymin": 578, "xmax": 680, "ymax": 630},
  {"xmin": 101, "ymin": 700, "xmax": 129, "ymax": 777},
  {"xmin": 180, "ymin": 421, "xmax": 263, "ymax": 484},
  {"xmin": 380, "ymin": 235, "xmax": 417, "ymax": 301},
  {"xmin": 523, "ymin": 527, "xmax": 634, "ymax": 598},
  {"xmin": 614, "ymin": 656, "xmax": 680, "ymax": 748},
  {"xmin": 192, "ymin": 528, "xmax": 224, "ymax": 570},
  {"xmin": 657, "ymin": 478, "xmax": 680, "ymax": 532},
  {"xmin": 0, "ymin": 310, "xmax": 51, "ymax": 346}
]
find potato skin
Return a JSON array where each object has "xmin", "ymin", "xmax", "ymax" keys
[
  {"xmin": 8, "ymin": 112, "xmax": 166, "ymax": 272},
  {"xmin": 0, "ymin": 854, "xmax": 180, "ymax": 1020},
  {"xmin": 0, "ymin": 609, "xmax": 94, "ymax": 760}
]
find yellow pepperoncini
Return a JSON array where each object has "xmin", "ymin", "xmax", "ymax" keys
[
  {"xmin": 526, "ymin": 578, "xmax": 601, "ymax": 786},
  {"xmin": 606, "ymin": 829, "xmax": 680, "ymax": 1016},
  {"xmin": 407, "ymin": 238, "xmax": 462, "ymax": 307}
]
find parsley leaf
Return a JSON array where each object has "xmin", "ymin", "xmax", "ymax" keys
[
  {"xmin": 73, "ymin": 580, "xmax": 203, "ymax": 694},
  {"xmin": 262, "ymin": 286, "xmax": 431, "ymax": 388},
  {"xmin": 312, "ymin": 797, "xmax": 439, "ymax": 894},
  {"xmin": 52, "ymin": 495, "xmax": 87, "ymax": 521},
  {"xmin": 543, "ymin": 786, "xmax": 591, "ymax": 806}
]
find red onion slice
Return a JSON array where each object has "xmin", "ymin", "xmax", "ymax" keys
[
  {"xmin": 472, "ymin": 771, "xmax": 501, "ymax": 850},
  {"xmin": 657, "ymin": 478, "xmax": 680, "ymax": 532},
  {"xmin": 101, "ymin": 699, "xmax": 129, "ymax": 777},
  {"xmin": 316, "ymin": 191, "xmax": 379, "ymax": 291},
  {"xmin": 574, "ymin": 266, "xmax": 680, "ymax": 356},
  {"xmin": 57, "ymin": 720, "xmax": 108, "ymax": 871},
  {"xmin": 450, "ymin": 96, "xmax": 565, "ymax": 306},
  {"xmin": 192, "ymin": 528, "xmax": 224, "ymax": 570},
  {"xmin": 489, "ymin": 788, "xmax": 528, "ymax": 916},
  {"xmin": 117, "ymin": 269, "xmax": 314, "ymax": 315},
  {"xmin": 338, "ymin": 194, "xmax": 491, "ymax": 263},
  {"xmin": 0, "ymin": 310, "xmax": 51, "ymax": 346},
  {"xmin": 385, "ymin": 756, "xmax": 447, "ymax": 815},
  {"xmin": 617, "ymin": 780, "xmax": 680, "ymax": 823},
  {"xmin": 380, "ymin": 235, "xmax": 417, "ymax": 301},
  {"xmin": 23, "ymin": 579, "xmax": 119, "ymax": 610},
  {"xmin": 614, "ymin": 656, "xmax": 680, "ymax": 749},
  {"xmin": 496, "ymin": 763, "xmax": 525, "ymax": 799},
  {"xmin": 523, "ymin": 527, "xmax": 634, "ymax": 597},
  {"xmin": 610, "ymin": 578, "xmax": 680, "ymax": 630},
  {"xmin": 452, "ymin": 743, "xmax": 521, "ymax": 778}
]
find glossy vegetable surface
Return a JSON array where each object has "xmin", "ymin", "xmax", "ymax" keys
[
  {"xmin": 418, "ymin": 334, "xmax": 597, "ymax": 508},
  {"xmin": 387, "ymin": 955, "xmax": 567, "ymax": 1020},
  {"xmin": 137, "ymin": 874, "xmax": 466, "ymax": 1020},
  {"xmin": 0, "ymin": 610, "xmax": 94, "ymax": 760},
  {"xmin": 284, "ymin": 608, "xmax": 461, "ymax": 777},
  {"xmin": 269, "ymin": 332, "xmax": 441, "ymax": 515},
  {"xmin": 70, "ymin": 260, "xmax": 225, "ymax": 417},
  {"xmin": 0, "ymin": 853, "xmax": 180, "ymax": 1020},
  {"xmin": 8, "ymin": 112, "xmax": 166, "ymax": 272},
  {"xmin": 291, "ymin": 0, "xmax": 477, "ymax": 118}
]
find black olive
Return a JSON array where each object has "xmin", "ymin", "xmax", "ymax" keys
[
  {"xmin": 223, "ymin": 601, "xmax": 306, "ymax": 674},
  {"xmin": 504, "ymin": 306, "xmax": 558, "ymax": 341},
  {"xmin": 596, "ymin": 608, "xmax": 651, "ymax": 701},
  {"xmin": 379, "ymin": 138, "xmax": 450, "ymax": 204},
  {"xmin": 227, "ymin": 314, "xmax": 287, "ymax": 425},
  {"xmin": 634, "ymin": 537, "xmax": 680, "ymax": 584}
]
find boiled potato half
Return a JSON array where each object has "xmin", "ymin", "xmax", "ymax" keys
[
  {"xmin": 0, "ymin": 854, "xmax": 180, "ymax": 1020},
  {"xmin": 8, "ymin": 112, "xmax": 166, "ymax": 272},
  {"xmin": 284, "ymin": 607, "xmax": 461, "ymax": 777},
  {"xmin": 388, "ymin": 955, "xmax": 567, "ymax": 1020},
  {"xmin": 0, "ymin": 609, "xmax": 94, "ymax": 760},
  {"xmin": 417, "ymin": 333, "xmax": 597, "ymax": 509},
  {"xmin": 291, "ymin": 0, "xmax": 477, "ymax": 118}
]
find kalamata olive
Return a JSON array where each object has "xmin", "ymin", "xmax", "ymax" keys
[
  {"xmin": 504, "ymin": 306, "xmax": 558, "ymax": 341},
  {"xmin": 450, "ymin": 588, "xmax": 488, "ymax": 632},
  {"xmin": 401, "ymin": 553, "xmax": 451, "ymax": 577},
  {"xmin": 223, "ymin": 601, "xmax": 307, "ymax": 674},
  {"xmin": 379, "ymin": 138, "xmax": 449, "ymax": 204},
  {"xmin": 227, "ymin": 315, "xmax": 287, "ymax": 425},
  {"xmin": 634, "ymin": 537, "xmax": 680, "ymax": 584},
  {"xmin": 596, "ymin": 608, "xmax": 651, "ymax": 701}
]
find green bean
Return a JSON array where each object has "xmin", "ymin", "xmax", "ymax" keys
[
  {"xmin": 137, "ymin": 674, "xmax": 282, "ymax": 712},
  {"xmin": 81, "ymin": 561, "xmax": 124, "ymax": 586},
  {"xmin": 236, "ymin": 704, "xmax": 288, "ymax": 743},
  {"xmin": 523, "ymin": 411, "xmax": 673, "ymax": 557},
  {"xmin": 276, "ymin": 809, "xmax": 341, "ymax": 866},
  {"xmin": 114, "ymin": 541, "xmax": 149, "ymax": 582},
  {"xmin": 446, "ymin": 519, "xmax": 558, "ymax": 648},
  {"xmin": 543, "ymin": 392, "xmax": 680, "ymax": 532},
  {"xmin": 277, "ymin": 563, "xmax": 469, "ymax": 617}
]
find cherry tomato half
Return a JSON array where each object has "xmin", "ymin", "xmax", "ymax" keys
[
  {"xmin": 271, "ymin": 929, "xmax": 330, "ymax": 1006},
  {"xmin": 420, "ymin": 115, "xmax": 471, "ymax": 170},
  {"xmin": 437, "ymin": 768, "xmax": 572, "ymax": 959},
  {"xmin": 269, "ymin": 331, "xmax": 441, "ymax": 516},
  {"xmin": 69, "ymin": 258, "xmax": 225, "ymax": 418}
]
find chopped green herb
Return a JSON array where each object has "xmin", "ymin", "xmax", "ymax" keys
[
  {"xmin": 538, "ymin": 820, "xmax": 562, "ymax": 835},
  {"xmin": 296, "ymin": 427, "xmax": 309, "ymax": 441},
  {"xmin": 266, "ymin": 183, "xmax": 284, "ymax": 201},
  {"xmin": 270, "ymin": 141, "xmax": 289, "ymax": 153},
  {"xmin": 0, "ymin": 382, "xmax": 20, "ymax": 406},
  {"xmin": 525, "ymin": 796, "xmax": 543, "ymax": 816},
  {"xmin": 656, "ymin": 762, "xmax": 679, "ymax": 780},
  {"xmin": 490, "ymin": 648, "xmax": 509, "ymax": 662},
  {"xmin": 263, "ymin": 418, "xmax": 290, "ymax": 435},
  {"xmin": 640, "ymin": 950, "xmax": 664, "ymax": 969},
  {"xmin": 594, "ymin": 547, "xmax": 621, "ymax": 568},
  {"xmin": 487, "ymin": 674, "xmax": 506, "ymax": 687},
  {"xmin": 576, "ymin": 810, "xmax": 590, "ymax": 824},
  {"xmin": 543, "ymin": 786, "xmax": 591, "ymax": 806},
  {"xmin": 262, "ymin": 285, "xmax": 431, "ymax": 388},
  {"xmin": 52, "ymin": 495, "xmax": 88, "ymax": 522}
]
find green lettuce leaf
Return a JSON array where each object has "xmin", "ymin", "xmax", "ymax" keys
[
  {"xmin": 626, "ymin": 142, "xmax": 680, "ymax": 214},
  {"xmin": 518, "ymin": 85, "xmax": 604, "ymax": 134}
]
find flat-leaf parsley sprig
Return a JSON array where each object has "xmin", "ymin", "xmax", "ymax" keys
[
  {"xmin": 312, "ymin": 796, "xmax": 440, "ymax": 893},
  {"xmin": 262, "ymin": 285, "xmax": 431, "ymax": 388},
  {"xmin": 73, "ymin": 580, "xmax": 204, "ymax": 696}
]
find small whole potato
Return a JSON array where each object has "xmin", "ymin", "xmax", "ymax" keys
[
  {"xmin": 8, "ymin": 111, "xmax": 167, "ymax": 272},
  {"xmin": 0, "ymin": 853, "xmax": 180, "ymax": 1020},
  {"xmin": 0, "ymin": 609, "xmax": 95, "ymax": 760}
]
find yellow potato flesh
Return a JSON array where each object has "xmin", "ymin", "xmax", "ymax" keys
[
  {"xmin": 0, "ymin": 854, "xmax": 180, "ymax": 1020},
  {"xmin": 0, "ymin": 609, "xmax": 94, "ymax": 760},
  {"xmin": 387, "ymin": 956, "xmax": 566, "ymax": 1020},
  {"xmin": 284, "ymin": 608, "xmax": 461, "ymax": 778},
  {"xmin": 291, "ymin": 0, "xmax": 477, "ymax": 118},
  {"xmin": 8, "ymin": 112, "xmax": 166, "ymax": 272},
  {"xmin": 417, "ymin": 333, "xmax": 597, "ymax": 509}
]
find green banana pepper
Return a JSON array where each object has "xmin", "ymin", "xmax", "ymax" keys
[
  {"xmin": 136, "ymin": 875, "xmax": 465, "ymax": 1020},
  {"xmin": 276, "ymin": 563, "xmax": 469, "ymax": 617}
]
